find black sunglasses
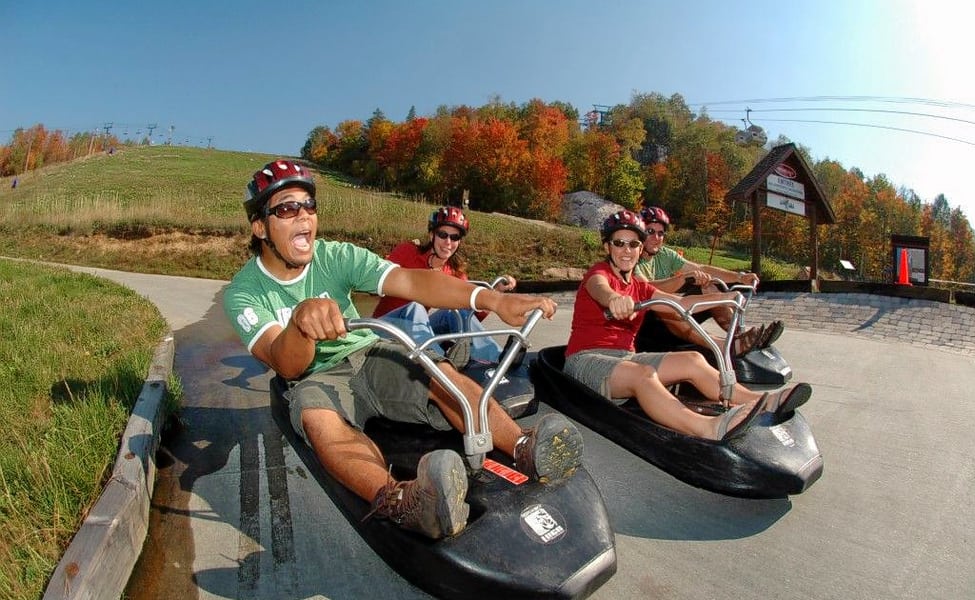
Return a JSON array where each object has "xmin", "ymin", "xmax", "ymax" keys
[
  {"xmin": 435, "ymin": 230, "xmax": 463, "ymax": 242},
  {"xmin": 266, "ymin": 198, "xmax": 317, "ymax": 219},
  {"xmin": 647, "ymin": 229, "xmax": 666, "ymax": 238},
  {"xmin": 610, "ymin": 239, "xmax": 643, "ymax": 249}
]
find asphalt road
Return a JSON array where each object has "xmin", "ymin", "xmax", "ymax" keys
[{"xmin": 66, "ymin": 266, "xmax": 975, "ymax": 600}]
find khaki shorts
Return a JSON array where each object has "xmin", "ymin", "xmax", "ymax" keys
[
  {"xmin": 564, "ymin": 348, "xmax": 666, "ymax": 401},
  {"xmin": 286, "ymin": 341, "xmax": 452, "ymax": 445}
]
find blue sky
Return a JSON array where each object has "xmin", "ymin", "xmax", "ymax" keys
[{"xmin": 3, "ymin": 0, "xmax": 974, "ymax": 220}]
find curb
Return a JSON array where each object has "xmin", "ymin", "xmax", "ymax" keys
[{"xmin": 43, "ymin": 334, "xmax": 175, "ymax": 600}]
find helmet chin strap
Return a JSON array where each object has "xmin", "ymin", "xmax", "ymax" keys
[
  {"xmin": 260, "ymin": 220, "xmax": 303, "ymax": 270},
  {"xmin": 608, "ymin": 256, "xmax": 632, "ymax": 282}
]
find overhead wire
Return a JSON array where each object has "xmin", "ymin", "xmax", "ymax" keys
[
  {"xmin": 687, "ymin": 95, "xmax": 975, "ymax": 148},
  {"xmin": 690, "ymin": 95, "xmax": 975, "ymax": 111},
  {"xmin": 705, "ymin": 107, "xmax": 975, "ymax": 128},
  {"xmin": 743, "ymin": 118, "xmax": 975, "ymax": 147}
]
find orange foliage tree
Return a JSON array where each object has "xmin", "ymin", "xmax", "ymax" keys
[
  {"xmin": 375, "ymin": 117, "xmax": 429, "ymax": 194},
  {"xmin": 299, "ymin": 93, "xmax": 975, "ymax": 282}
]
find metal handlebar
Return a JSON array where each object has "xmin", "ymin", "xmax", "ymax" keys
[
  {"xmin": 346, "ymin": 307, "xmax": 544, "ymax": 466},
  {"xmin": 604, "ymin": 292, "xmax": 746, "ymax": 404},
  {"xmin": 708, "ymin": 279, "xmax": 756, "ymax": 321}
]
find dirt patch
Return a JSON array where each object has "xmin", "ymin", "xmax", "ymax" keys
[{"xmin": 77, "ymin": 231, "xmax": 246, "ymax": 255}]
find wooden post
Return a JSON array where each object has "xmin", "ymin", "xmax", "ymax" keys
[
  {"xmin": 808, "ymin": 203, "xmax": 819, "ymax": 281},
  {"xmin": 808, "ymin": 202, "xmax": 819, "ymax": 291},
  {"xmin": 751, "ymin": 191, "xmax": 763, "ymax": 275}
]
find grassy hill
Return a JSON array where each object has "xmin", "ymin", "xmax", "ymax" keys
[{"xmin": 0, "ymin": 145, "xmax": 768, "ymax": 281}]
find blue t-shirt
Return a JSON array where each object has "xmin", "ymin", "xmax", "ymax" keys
[{"xmin": 223, "ymin": 239, "xmax": 396, "ymax": 375}]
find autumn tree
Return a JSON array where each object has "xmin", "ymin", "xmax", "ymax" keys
[
  {"xmin": 328, "ymin": 119, "xmax": 367, "ymax": 178},
  {"xmin": 563, "ymin": 128, "xmax": 621, "ymax": 196},
  {"xmin": 301, "ymin": 126, "xmax": 337, "ymax": 164},
  {"xmin": 440, "ymin": 116, "xmax": 526, "ymax": 210},
  {"xmin": 363, "ymin": 109, "xmax": 394, "ymax": 187},
  {"xmin": 375, "ymin": 117, "xmax": 430, "ymax": 194},
  {"xmin": 947, "ymin": 208, "xmax": 975, "ymax": 282}
]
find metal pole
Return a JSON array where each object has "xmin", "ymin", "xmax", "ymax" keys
[{"xmin": 22, "ymin": 131, "xmax": 34, "ymax": 173}]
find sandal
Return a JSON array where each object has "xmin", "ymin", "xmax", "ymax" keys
[
  {"xmin": 714, "ymin": 396, "xmax": 766, "ymax": 441},
  {"xmin": 759, "ymin": 320, "xmax": 785, "ymax": 349},
  {"xmin": 732, "ymin": 325, "xmax": 763, "ymax": 356},
  {"xmin": 767, "ymin": 383, "xmax": 811, "ymax": 419}
]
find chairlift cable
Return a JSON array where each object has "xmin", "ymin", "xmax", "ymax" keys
[
  {"xmin": 708, "ymin": 107, "xmax": 975, "ymax": 128},
  {"xmin": 752, "ymin": 118, "xmax": 975, "ymax": 147}
]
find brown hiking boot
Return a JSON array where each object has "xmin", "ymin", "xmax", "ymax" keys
[
  {"xmin": 514, "ymin": 414, "xmax": 584, "ymax": 484},
  {"xmin": 368, "ymin": 449, "xmax": 469, "ymax": 539}
]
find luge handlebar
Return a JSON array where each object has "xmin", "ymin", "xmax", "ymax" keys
[{"xmin": 346, "ymin": 307, "xmax": 544, "ymax": 464}]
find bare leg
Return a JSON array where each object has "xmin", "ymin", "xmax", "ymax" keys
[
  {"xmin": 607, "ymin": 359, "xmax": 760, "ymax": 440},
  {"xmin": 655, "ymin": 351, "xmax": 764, "ymax": 406},
  {"xmin": 301, "ymin": 408, "xmax": 390, "ymax": 501},
  {"xmin": 426, "ymin": 363, "xmax": 523, "ymax": 456},
  {"xmin": 662, "ymin": 311, "xmax": 763, "ymax": 358},
  {"xmin": 709, "ymin": 305, "xmax": 736, "ymax": 332}
]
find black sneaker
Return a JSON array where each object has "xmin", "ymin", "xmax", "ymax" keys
[
  {"xmin": 514, "ymin": 414, "xmax": 584, "ymax": 483},
  {"xmin": 368, "ymin": 449, "xmax": 469, "ymax": 539}
]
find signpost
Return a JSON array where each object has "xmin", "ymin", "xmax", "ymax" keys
[
  {"xmin": 766, "ymin": 191, "xmax": 806, "ymax": 216},
  {"xmin": 766, "ymin": 174, "xmax": 805, "ymax": 200}
]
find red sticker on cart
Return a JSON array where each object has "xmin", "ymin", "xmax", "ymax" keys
[{"xmin": 483, "ymin": 458, "xmax": 529, "ymax": 485}]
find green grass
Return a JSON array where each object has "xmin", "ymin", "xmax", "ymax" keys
[
  {"xmin": 0, "ymin": 259, "xmax": 170, "ymax": 600},
  {"xmin": 0, "ymin": 145, "xmax": 789, "ymax": 281}
]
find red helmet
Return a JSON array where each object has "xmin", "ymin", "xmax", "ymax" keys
[
  {"xmin": 428, "ymin": 206, "xmax": 469, "ymax": 235},
  {"xmin": 640, "ymin": 205, "xmax": 671, "ymax": 231},
  {"xmin": 601, "ymin": 209, "xmax": 647, "ymax": 242},
  {"xmin": 244, "ymin": 160, "xmax": 316, "ymax": 221}
]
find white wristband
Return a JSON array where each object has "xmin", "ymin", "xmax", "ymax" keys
[{"xmin": 469, "ymin": 286, "xmax": 485, "ymax": 311}]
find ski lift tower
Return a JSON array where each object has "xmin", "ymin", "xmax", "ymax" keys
[{"xmin": 584, "ymin": 104, "xmax": 613, "ymax": 129}]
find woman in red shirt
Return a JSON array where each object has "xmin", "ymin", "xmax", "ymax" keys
[
  {"xmin": 564, "ymin": 210, "xmax": 811, "ymax": 440},
  {"xmin": 373, "ymin": 206, "xmax": 516, "ymax": 366}
]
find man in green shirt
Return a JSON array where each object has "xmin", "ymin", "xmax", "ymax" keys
[
  {"xmin": 633, "ymin": 206, "xmax": 784, "ymax": 354},
  {"xmin": 224, "ymin": 160, "xmax": 583, "ymax": 540}
]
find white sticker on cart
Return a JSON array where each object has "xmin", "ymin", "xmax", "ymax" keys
[
  {"xmin": 520, "ymin": 504, "xmax": 566, "ymax": 544},
  {"xmin": 770, "ymin": 425, "xmax": 796, "ymax": 447},
  {"xmin": 484, "ymin": 368, "xmax": 510, "ymax": 384}
]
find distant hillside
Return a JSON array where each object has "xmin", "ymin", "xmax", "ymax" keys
[{"xmin": 0, "ymin": 146, "xmax": 643, "ymax": 281}]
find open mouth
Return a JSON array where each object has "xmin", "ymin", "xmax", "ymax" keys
[
  {"xmin": 291, "ymin": 230, "xmax": 313, "ymax": 252},
  {"xmin": 616, "ymin": 255, "xmax": 636, "ymax": 268}
]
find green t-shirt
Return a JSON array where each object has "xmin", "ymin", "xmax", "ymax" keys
[
  {"xmin": 223, "ymin": 239, "xmax": 396, "ymax": 376},
  {"xmin": 634, "ymin": 245, "xmax": 687, "ymax": 280}
]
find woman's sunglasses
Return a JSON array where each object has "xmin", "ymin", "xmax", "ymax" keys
[
  {"xmin": 610, "ymin": 239, "xmax": 643, "ymax": 249},
  {"xmin": 266, "ymin": 198, "xmax": 317, "ymax": 219},
  {"xmin": 435, "ymin": 230, "xmax": 463, "ymax": 242}
]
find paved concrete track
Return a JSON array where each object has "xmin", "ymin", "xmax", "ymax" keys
[{"xmin": 62, "ymin": 267, "xmax": 975, "ymax": 599}]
